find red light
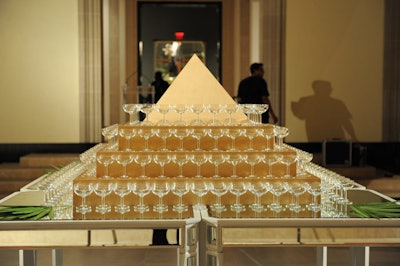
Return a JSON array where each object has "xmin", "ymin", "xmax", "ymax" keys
[{"xmin": 175, "ymin": 32, "xmax": 184, "ymax": 40}]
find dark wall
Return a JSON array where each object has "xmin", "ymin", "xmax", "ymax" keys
[
  {"xmin": 138, "ymin": 2, "xmax": 221, "ymax": 82},
  {"xmin": 0, "ymin": 144, "xmax": 96, "ymax": 163}
]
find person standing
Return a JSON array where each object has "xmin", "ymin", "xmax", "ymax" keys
[
  {"xmin": 152, "ymin": 71, "xmax": 170, "ymax": 103},
  {"xmin": 237, "ymin": 63, "xmax": 278, "ymax": 124}
]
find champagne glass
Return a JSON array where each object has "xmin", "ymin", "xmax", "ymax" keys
[
  {"xmin": 190, "ymin": 180, "xmax": 209, "ymax": 210},
  {"xmin": 209, "ymin": 181, "xmax": 231, "ymax": 213},
  {"xmin": 174, "ymin": 128, "xmax": 193, "ymax": 151},
  {"xmin": 192, "ymin": 128, "xmax": 204, "ymax": 151},
  {"xmin": 208, "ymin": 104, "xmax": 225, "ymax": 125},
  {"xmin": 306, "ymin": 182, "xmax": 322, "ymax": 216},
  {"xmin": 73, "ymin": 183, "xmax": 93, "ymax": 218},
  {"xmin": 249, "ymin": 182, "xmax": 271, "ymax": 213},
  {"xmin": 152, "ymin": 181, "xmax": 170, "ymax": 213},
  {"xmin": 140, "ymin": 103, "xmax": 155, "ymax": 125},
  {"xmin": 123, "ymin": 104, "xmax": 142, "ymax": 125},
  {"xmin": 253, "ymin": 104, "xmax": 269, "ymax": 124},
  {"xmin": 191, "ymin": 154, "xmax": 209, "ymax": 178},
  {"xmin": 227, "ymin": 153, "xmax": 244, "ymax": 178},
  {"xmin": 265, "ymin": 154, "xmax": 282, "ymax": 178},
  {"xmin": 264, "ymin": 130, "xmax": 273, "ymax": 151},
  {"xmin": 268, "ymin": 182, "xmax": 288, "ymax": 215},
  {"xmin": 285, "ymin": 182, "xmax": 307, "ymax": 214},
  {"xmin": 190, "ymin": 104, "xmax": 207, "ymax": 125},
  {"xmin": 171, "ymin": 180, "xmax": 190, "ymax": 212},
  {"xmin": 225, "ymin": 104, "xmax": 239, "ymax": 125},
  {"xmin": 227, "ymin": 128, "xmax": 240, "ymax": 150},
  {"xmin": 138, "ymin": 127, "xmax": 154, "ymax": 151},
  {"xmin": 337, "ymin": 178, "xmax": 354, "ymax": 217},
  {"xmin": 156, "ymin": 104, "xmax": 174, "ymax": 125},
  {"xmin": 296, "ymin": 151, "xmax": 313, "ymax": 176},
  {"xmin": 131, "ymin": 180, "xmax": 151, "ymax": 214},
  {"xmin": 229, "ymin": 180, "xmax": 249, "ymax": 213},
  {"xmin": 134, "ymin": 154, "xmax": 152, "ymax": 178},
  {"xmin": 274, "ymin": 126, "xmax": 289, "ymax": 149},
  {"xmin": 156, "ymin": 128, "xmax": 172, "ymax": 151},
  {"xmin": 115, "ymin": 154, "xmax": 134, "ymax": 179},
  {"xmin": 281, "ymin": 154, "xmax": 296, "ymax": 178},
  {"xmin": 102, "ymin": 124, "xmax": 119, "ymax": 145},
  {"xmin": 239, "ymin": 104, "xmax": 256, "ymax": 125},
  {"xmin": 207, "ymin": 128, "xmax": 224, "ymax": 151},
  {"xmin": 173, "ymin": 104, "xmax": 189, "ymax": 125},
  {"xmin": 114, "ymin": 182, "xmax": 131, "ymax": 216},
  {"xmin": 119, "ymin": 128, "xmax": 138, "ymax": 151},
  {"xmin": 245, "ymin": 128, "xmax": 258, "ymax": 151},
  {"xmin": 96, "ymin": 154, "xmax": 114, "ymax": 179},
  {"xmin": 94, "ymin": 182, "xmax": 116, "ymax": 217},
  {"xmin": 246, "ymin": 154, "xmax": 264, "ymax": 178},
  {"xmin": 173, "ymin": 153, "xmax": 190, "ymax": 178},
  {"xmin": 154, "ymin": 154, "xmax": 171, "ymax": 178},
  {"xmin": 209, "ymin": 153, "xmax": 227, "ymax": 178}
]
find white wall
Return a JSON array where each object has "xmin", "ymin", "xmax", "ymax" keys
[
  {"xmin": 0, "ymin": 0, "xmax": 80, "ymax": 143},
  {"xmin": 286, "ymin": 0, "xmax": 383, "ymax": 142}
]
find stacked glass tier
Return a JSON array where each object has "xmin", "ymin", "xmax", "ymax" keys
[{"xmin": 73, "ymin": 118, "xmax": 321, "ymax": 220}]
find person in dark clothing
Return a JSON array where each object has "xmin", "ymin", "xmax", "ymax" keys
[
  {"xmin": 237, "ymin": 63, "xmax": 278, "ymax": 124},
  {"xmin": 152, "ymin": 71, "xmax": 170, "ymax": 103}
]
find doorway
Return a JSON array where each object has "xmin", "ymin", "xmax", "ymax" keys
[{"xmin": 137, "ymin": 1, "xmax": 222, "ymax": 102}]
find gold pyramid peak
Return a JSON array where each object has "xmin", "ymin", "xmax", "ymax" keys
[{"xmin": 149, "ymin": 54, "xmax": 246, "ymax": 123}]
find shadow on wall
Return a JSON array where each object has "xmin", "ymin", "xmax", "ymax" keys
[{"xmin": 291, "ymin": 80, "xmax": 358, "ymax": 142}]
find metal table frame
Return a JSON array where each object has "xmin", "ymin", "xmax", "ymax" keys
[
  {"xmin": 0, "ymin": 214, "xmax": 201, "ymax": 266},
  {"xmin": 201, "ymin": 212, "xmax": 400, "ymax": 265}
]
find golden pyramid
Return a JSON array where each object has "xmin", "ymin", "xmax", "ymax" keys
[{"xmin": 148, "ymin": 54, "xmax": 246, "ymax": 123}]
